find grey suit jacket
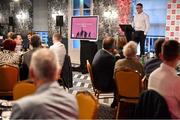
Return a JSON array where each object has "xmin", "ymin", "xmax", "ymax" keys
[
  {"xmin": 10, "ymin": 81, "xmax": 79, "ymax": 119},
  {"xmin": 22, "ymin": 49, "xmax": 38, "ymax": 68},
  {"xmin": 20, "ymin": 49, "xmax": 38, "ymax": 80}
]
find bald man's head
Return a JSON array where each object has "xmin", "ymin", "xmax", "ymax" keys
[{"xmin": 103, "ymin": 36, "xmax": 115, "ymax": 50}]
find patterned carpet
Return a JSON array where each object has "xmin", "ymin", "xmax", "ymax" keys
[
  {"xmin": 69, "ymin": 72, "xmax": 114, "ymax": 106},
  {"xmin": 69, "ymin": 71, "xmax": 115, "ymax": 119}
]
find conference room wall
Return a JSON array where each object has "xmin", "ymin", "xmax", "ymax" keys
[
  {"xmin": 0, "ymin": 0, "xmax": 33, "ymax": 35},
  {"xmin": 165, "ymin": 0, "xmax": 180, "ymax": 41},
  {"xmin": 33, "ymin": 0, "xmax": 48, "ymax": 31},
  {"xmin": 47, "ymin": 0, "xmax": 68, "ymax": 38}
]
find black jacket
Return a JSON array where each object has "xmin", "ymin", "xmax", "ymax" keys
[
  {"xmin": 92, "ymin": 49, "xmax": 116, "ymax": 92},
  {"xmin": 134, "ymin": 89, "xmax": 171, "ymax": 119},
  {"xmin": 60, "ymin": 54, "xmax": 73, "ymax": 89}
]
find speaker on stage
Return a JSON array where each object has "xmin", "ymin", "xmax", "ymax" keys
[
  {"xmin": 9, "ymin": 17, "xmax": 14, "ymax": 26},
  {"xmin": 56, "ymin": 16, "xmax": 63, "ymax": 27}
]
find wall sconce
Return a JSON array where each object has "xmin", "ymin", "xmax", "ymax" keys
[
  {"xmin": 52, "ymin": 10, "xmax": 64, "ymax": 20},
  {"xmin": 16, "ymin": 11, "xmax": 28, "ymax": 20},
  {"xmin": 103, "ymin": 7, "xmax": 118, "ymax": 19},
  {"xmin": 0, "ymin": 13, "xmax": 4, "ymax": 23},
  {"xmin": 13, "ymin": 0, "xmax": 19, "ymax": 2}
]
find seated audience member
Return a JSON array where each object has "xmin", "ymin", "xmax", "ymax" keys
[
  {"xmin": 20, "ymin": 35, "xmax": 41, "ymax": 80},
  {"xmin": 7, "ymin": 32, "xmax": 14, "ymax": 39},
  {"xmin": 92, "ymin": 36, "xmax": 117, "ymax": 107},
  {"xmin": 115, "ymin": 36, "xmax": 127, "ymax": 59},
  {"xmin": 92, "ymin": 36, "xmax": 116, "ymax": 92},
  {"xmin": 148, "ymin": 40, "xmax": 180, "ymax": 118},
  {"xmin": 144, "ymin": 39, "xmax": 164, "ymax": 77},
  {"xmin": 114, "ymin": 41, "xmax": 144, "ymax": 76},
  {"xmin": 12, "ymin": 34, "xmax": 23, "ymax": 53},
  {"xmin": 50, "ymin": 33, "xmax": 66, "ymax": 66},
  {"xmin": 0, "ymin": 39, "xmax": 20, "ymax": 67},
  {"xmin": 10, "ymin": 48, "xmax": 78, "ymax": 119}
]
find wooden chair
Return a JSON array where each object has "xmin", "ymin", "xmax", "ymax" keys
[
  {"xmin": 76, "ymin": 91, "xmax": 99, "ymax": 119},
  {"xmin": 86, "ymin": 60, "xmax": 113, "ymax": 99},
  {"xmin": 114, "ymin": 68, "xmax": 143, "ymax": 119},
  {"xmin": 0, "ymin": 65, "xmax": 19, "ymax": 97},
  {"xmin": 13, "ymin": 81, "xmax": 36, "ymax": 100}
]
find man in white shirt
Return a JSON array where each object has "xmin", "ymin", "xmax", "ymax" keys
[
  {"xmin": 50, "ymin": 33, "xmax": 66, "ymax": 66},
  {"xmin": 133, "ymin": 3, "xmax": 150, "ymax": 56},
  {"xmin": 148, "ymin": 40, "xmax": 180, "ymax": 118}
]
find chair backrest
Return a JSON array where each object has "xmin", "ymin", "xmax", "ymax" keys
[
  {"xmin": 134, "ymin": 90, "xmax": 171, "ymax": 119},
  {"xmin": 76, "ymin": 91, "xmax": 99, "ymax": 119},
  {"xmin": 0, "ymin": 65, "xmax": 19, "ymax": 92},
  {"xmin": 115, "ymin": 68, "xmax": 142, "ymax": 102},
  {"xmin": 86, "ymin": 60, "xmax": 96, "ymax": 91},
  {"xmin": 13, "ymin": 81, "xmax": 36, "ymax": 100}
]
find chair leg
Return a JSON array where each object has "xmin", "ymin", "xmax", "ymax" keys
[
  {"xmin": 115, "ymin": 102, "xmax": 120, "ymax": 119},
  {"xmin": 97, "ymin": 92, "xmax": 100, "ymax": 99},
  {"xmin": 94, "ymin": 90, "xmax": 97, "ymax": 97},
  {"xmin": 94, "ymin": 90, "xmax": 100, "ymax": 99}
]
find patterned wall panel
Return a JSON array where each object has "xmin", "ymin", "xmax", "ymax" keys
[
  {"xmin": 0, "ymin": 0, "xmax": 10, "ymax": 35},
  {"xmin": 47, "ymin": 0, "xmax": 68, "ymax": 37},
  {"xmin": 93, "ymin": 0, "xmax": 119, "ymax": 40},
  {"xmin": 0, "ymin": 0, "xmax": 32, "ymax": 35},
  {"xmin": 14, "ymin": 0, "xmax": 33, "ymax": 35},
  {"xmin": 93, "ymin": 0, "xmax": 132, "ymax": 40},
  {"xmin": 117, "ymin": 0, "xmax": 132, "ymax": 24},
  {"xmin": 165, "ymin": 0, "xmax": 180, "ymax": 41}
]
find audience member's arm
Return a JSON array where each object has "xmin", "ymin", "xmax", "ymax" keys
[
  {"xmin": 139, "ymin": 62, "xmax": 145, "ymax": 77},
  {"xmin": 144, "ymin": 14, "xmax": 150, "ymax": 35},
  {"xmin": 113, "ymin": 60, "xmax": 120, "ymax": 79},
  {"xmin": 10, "ymin": 103, "xmax": 25, "ymax": 119}
]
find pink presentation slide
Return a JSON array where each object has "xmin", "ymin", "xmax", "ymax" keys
[{"xmin": 71, "ymin": 16, "xmax": 98, "ymax": 41}]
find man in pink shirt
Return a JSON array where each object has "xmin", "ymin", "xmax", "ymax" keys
[{"xmin": 148, "ymin": 40, "xmax": 180, "ymax": 118}]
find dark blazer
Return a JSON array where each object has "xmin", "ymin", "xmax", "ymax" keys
[
  {"xmin": 92, "ymin": 49, "xmax": 116, "ymax": 92},
  {"xmin": 144, "ymin": 57, "xmax": 162, "ymax": 77},
  {"xmin": 134, "ymin": 89, "xmax": 171, "ymax": 119},
  {"xmin": 20, "ymin": 49, "xmax": 38, "ymax": 80}
]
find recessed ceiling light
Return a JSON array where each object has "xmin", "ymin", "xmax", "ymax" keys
[{"xmin": 13, "ymin": 0, "xmax": 19, "ymax": 2}]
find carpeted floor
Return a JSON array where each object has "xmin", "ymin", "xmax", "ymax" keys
[{"xmin": 69, "ymin": 72, "xmax": 114, "ymax": 105}]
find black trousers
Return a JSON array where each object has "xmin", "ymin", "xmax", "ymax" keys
[{"xmin": 134, "ymin": 31, "xmax": 146, "ymax": 56}]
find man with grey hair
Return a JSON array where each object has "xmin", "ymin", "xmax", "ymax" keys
[
  {"xmin": 114, "ymin": 41, "xmax": 144, "ymax": 76},
  {"xmin": 10, "ymin": 48, "xmax": 78, "ymax": 119}
]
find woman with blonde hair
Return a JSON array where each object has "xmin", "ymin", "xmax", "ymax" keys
[
  {"xmin": 7, "ymin": 32, "xmax": 14, "ymax": 39},
  {"xmin": 114, "ymin": 41, "xmax": 144, "ymax": 76}
]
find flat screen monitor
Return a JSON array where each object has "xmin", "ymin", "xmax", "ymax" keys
[
  {"xmin": 71, "ymin": 16, "xmax": 99, "ymax": 41},
  {"xmin": 36, "ymin": 31, "xmax": 48, "ymax": 45}
]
